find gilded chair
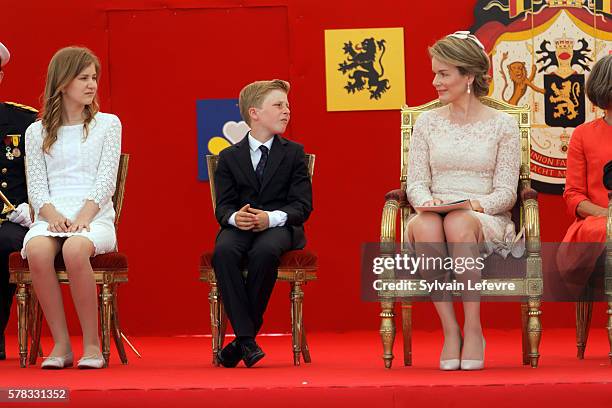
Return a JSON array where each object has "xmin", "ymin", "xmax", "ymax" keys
[
  {"xmin": 200, "ymin": 154, "xmax": 317, "ymax": 366},
  {"xmin": 379, "ymin": 97, "xmax": 543, "ymax": 368},
  {"xmin": 9, "ymin": 153, "xmax": 130, "ymax": 368},
  {"xmin": 575, "ymin": 191, "xmax": 612, "ymax": 362}
]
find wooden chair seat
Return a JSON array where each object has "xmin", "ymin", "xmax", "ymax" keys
[
  {"xmin": 9, "ymin": 252, "xmax": 128, "ymax": 273},
  {"xmin": 199, "ymin": 249, "xmax": 318, "ymax": 280}
]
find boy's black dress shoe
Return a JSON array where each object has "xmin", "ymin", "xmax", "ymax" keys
[
  {"xmin": 0, "ymin": 334, "xmax": 6, "ymax": 360},
  {"xmin": 240, "ymin": 338, "xmax": 265, "ymax": 368},
  {"xmin": 216, "ymin": 339, "xmax": 242, "ymax": 368}
]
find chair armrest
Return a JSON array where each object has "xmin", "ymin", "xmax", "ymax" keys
[
  {"xmin": 519, "ymin": 185, "xmax": 541, "ymax": 254},
  {"xmin": 381, "ymin": 189, "xmax": 408, "ymax": 242},
  {"xmin": 520, "ymin": 186, "xmax": 538, "ymax": 202},
  {"xmin": 385, "ymin": 189, "xmax": 407, "ymax": 205}
]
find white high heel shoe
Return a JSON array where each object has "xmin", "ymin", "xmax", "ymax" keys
[
  {"xmin": 440, "ymin": 358, "xmax": 461, "ymax": 371},
  {"xmin": 41, "ymin": 352, "xmax": 74, "ymax": 369},
  {"xmin": 460, "ymin": 338, "xmax": 486, "ymax": 371},
  {"xmin": 440, "ymin": 337, "xmax": 463, "ymax": 371}
]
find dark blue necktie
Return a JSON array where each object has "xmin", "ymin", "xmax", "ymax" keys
[{"xmin": 255, "ymin": 145, "xmax": 269, "ymax": 184}]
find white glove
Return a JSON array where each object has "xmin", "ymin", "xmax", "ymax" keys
[{"xmin": 7, "ymin": 202, "xmax": 32, "ymax": 228}]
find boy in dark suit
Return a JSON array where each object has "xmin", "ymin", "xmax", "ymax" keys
[{"xmin": 212, "ymin": 79, "xmax": 312, "ymax": 368}]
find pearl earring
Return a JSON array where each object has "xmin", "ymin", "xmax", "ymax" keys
[{"xmin": 467, "ymin": 83, "xmax": 471, "ymax": 94}]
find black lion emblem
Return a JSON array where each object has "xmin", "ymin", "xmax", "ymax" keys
[{"xmin": 338, "ymin": 38, "xmax": 390, "ymax": 100}]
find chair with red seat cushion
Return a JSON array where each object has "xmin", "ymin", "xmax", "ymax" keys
[
  {"xmin": 8, "ymin": 154, "xmax": 130, "ymax": 368},
  {"xmin": 200, "ymin": 154, "xmax": 317, "ymax": 366}
]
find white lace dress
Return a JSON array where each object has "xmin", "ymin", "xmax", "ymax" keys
[
  {"xmin": 21, "ymin": 113, "xmax": 121, "ymax": 258},
  {"xmin": 405, "ymin": 109, "xmax": 520, "ymax": 257}
]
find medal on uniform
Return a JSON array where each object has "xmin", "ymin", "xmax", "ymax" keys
[{"xmin": 3, "ymin": 135, "xmax": 21, "ymax": 160}]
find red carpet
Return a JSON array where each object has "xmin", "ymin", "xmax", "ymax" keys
[{"xmin": 1, "ymin": 329, "xmax": 611, "ymax": 407}]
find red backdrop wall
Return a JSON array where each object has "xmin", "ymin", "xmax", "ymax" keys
[{"xmin": 2, "ymin": 0, "xmax": 589, "ymax": 336}]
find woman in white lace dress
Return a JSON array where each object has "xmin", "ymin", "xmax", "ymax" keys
[
  {"xmin": 23, "ymin": 47, "xmax": 121, "ymax": 369},
  {"xmin": 405, "ymin": 33, "xmax": 520, "ymax": 371}
]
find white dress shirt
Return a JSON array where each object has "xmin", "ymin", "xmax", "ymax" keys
[{"xmin": 228, "ymin": 133, "xmax": 288, "ymax": 229}]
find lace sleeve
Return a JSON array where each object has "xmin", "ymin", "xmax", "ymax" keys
[
  {"xmin": 405, "ymin": 113, "xmax": 434, "ymax": 206},
  {"xmin": 24, "ymin": 123, "xmax": 52, "ymax": 214},
  {"xmin": 478, "ymin": 115, "xmax": 520, "ymax": 215},
  {"xmin": 86, "ymin": 115, "xmax": 122, "ymax": 207}
]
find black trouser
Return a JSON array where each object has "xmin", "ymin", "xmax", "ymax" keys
[
  {"xmin": 0, "ymin": 222, "xmax": 28, "ymax": 336},
  {"xmin": 212, "ymin": 227, "xmax": 292, "ymax": 338}
]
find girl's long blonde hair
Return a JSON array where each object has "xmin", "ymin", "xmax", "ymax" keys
[{"xmin": 41, "ymin": 47, "xmax": 100, "ymax": 153}]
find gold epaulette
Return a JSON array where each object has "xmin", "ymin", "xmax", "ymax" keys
[{"xmin": 4, "ymin": 101, "xmax": 38, "ymax": 113}]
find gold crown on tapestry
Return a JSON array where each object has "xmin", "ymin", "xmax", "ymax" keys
[
  {"xmin": 546, "ymin": 0, "xmax": 582, "ymax": 8},
  {"xmin": 555, "ymin": 35, "xmax": 575, "ymax": 52}
]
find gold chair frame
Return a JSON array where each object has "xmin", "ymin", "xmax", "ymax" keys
[
  {"xmin": 200, "ymin": 153, "xmax": 317, "ymax": 366},
  {"xmin": 575, "ymin": 191, "xmax": 612, "ymax": 362},
  {"xmin": 379, "ymin": 97, "xmax": 543, "ymax": 368},
  {"xmin": 9, "ymin": 153, "xmax": 130, "ymax": 368}
]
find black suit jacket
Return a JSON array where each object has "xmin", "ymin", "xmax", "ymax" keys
[{"xmin": 214, "ymin": 134, "xmax": 313, "ymax": 249}]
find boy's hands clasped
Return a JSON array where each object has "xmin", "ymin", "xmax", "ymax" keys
[{"xmin": 235, "ymin": 204, "xmax": 270, "ymax": 232}]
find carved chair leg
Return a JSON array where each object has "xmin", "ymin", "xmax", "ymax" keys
[
  {"xmin": 521, "ymin": 303, "xmax": 529, "ymax": 365},
  {"xmin": 290, "ymin": 281, "xmax": 304, "ymax": 366},
  {"xmin": 16, "ymin": 283, "xmax": 29, "ymax": 368},
  {"xmin": 401, "ymin": 302, "xmax": 412, "ymax": 366},
  {"xmin": 219, "ymin": 300, "xmax": 227, "ymax": 350},
  {"xmin": 380, "ymin": 300, "xmax": 395, "ymax": 369},
  {"xmin": 29, "ymin": 291, "xmax": 43, "ymax": 366},
  {"xmin": 100, "ymin": 283, "xmax": 113, "ymax": 368},
  {"xmin": 607, "ymin": 301, "xmax": 612, "ymax": 364},
  {"xmin": 527, "ymin": 297, "xmax": 542, "ymax": 368},
  {"xmin": 111, "ymin": 285, "xmax": 128, "ymax": 364},
  {"xmin": 301, "ymin": 324, "xmax": 311, "ymax": 363},
  {"xmin": 208, "ymin": 281, "xmax": 221, "ymax": 366},
  {"xmin": 576, "ymin": 301, "xmax": 593, "ymax": 359}
]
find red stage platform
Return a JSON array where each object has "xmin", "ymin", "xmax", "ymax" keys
[{"xmin": 1, "ymin": 329, "xmax": 611, "ymax": 407}]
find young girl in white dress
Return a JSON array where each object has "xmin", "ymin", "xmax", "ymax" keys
[
  {"xmin": 405, "ymin": 32, "xmax": 520, "ymax": 371},
  {"xmin": 23, "ymin": 47, "xmax": 121, "ymax": 369}
]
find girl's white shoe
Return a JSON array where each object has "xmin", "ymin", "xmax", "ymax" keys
[
  {"xmin": 77, "ymin": 354, "xmax": 105, "ymax": 369},
  {"xmin": 41, "ymin": 352, "xmax": 74, "ymax": 369}
]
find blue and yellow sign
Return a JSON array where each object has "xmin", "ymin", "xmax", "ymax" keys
[{"xmin": 196, "ymin": 99, "xmax": 250, "ymax": 181}]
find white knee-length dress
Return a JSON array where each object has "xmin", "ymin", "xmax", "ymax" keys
[
  {"xmin": 21, "ymin": 113, "xmax": 122, "ymax": 258},
  {"xmin": 405, "ymin": 109, "xmax": 521, "ymax": 257}
]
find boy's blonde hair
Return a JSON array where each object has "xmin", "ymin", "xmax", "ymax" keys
[{"xmin": 239, "ymin": 79, "xmax": 290, "ymax": 125}]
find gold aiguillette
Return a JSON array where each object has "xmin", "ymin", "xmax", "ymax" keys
[{"xmin": 0, "ymin": 190, "xmax": 16, "ymax": 224}]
